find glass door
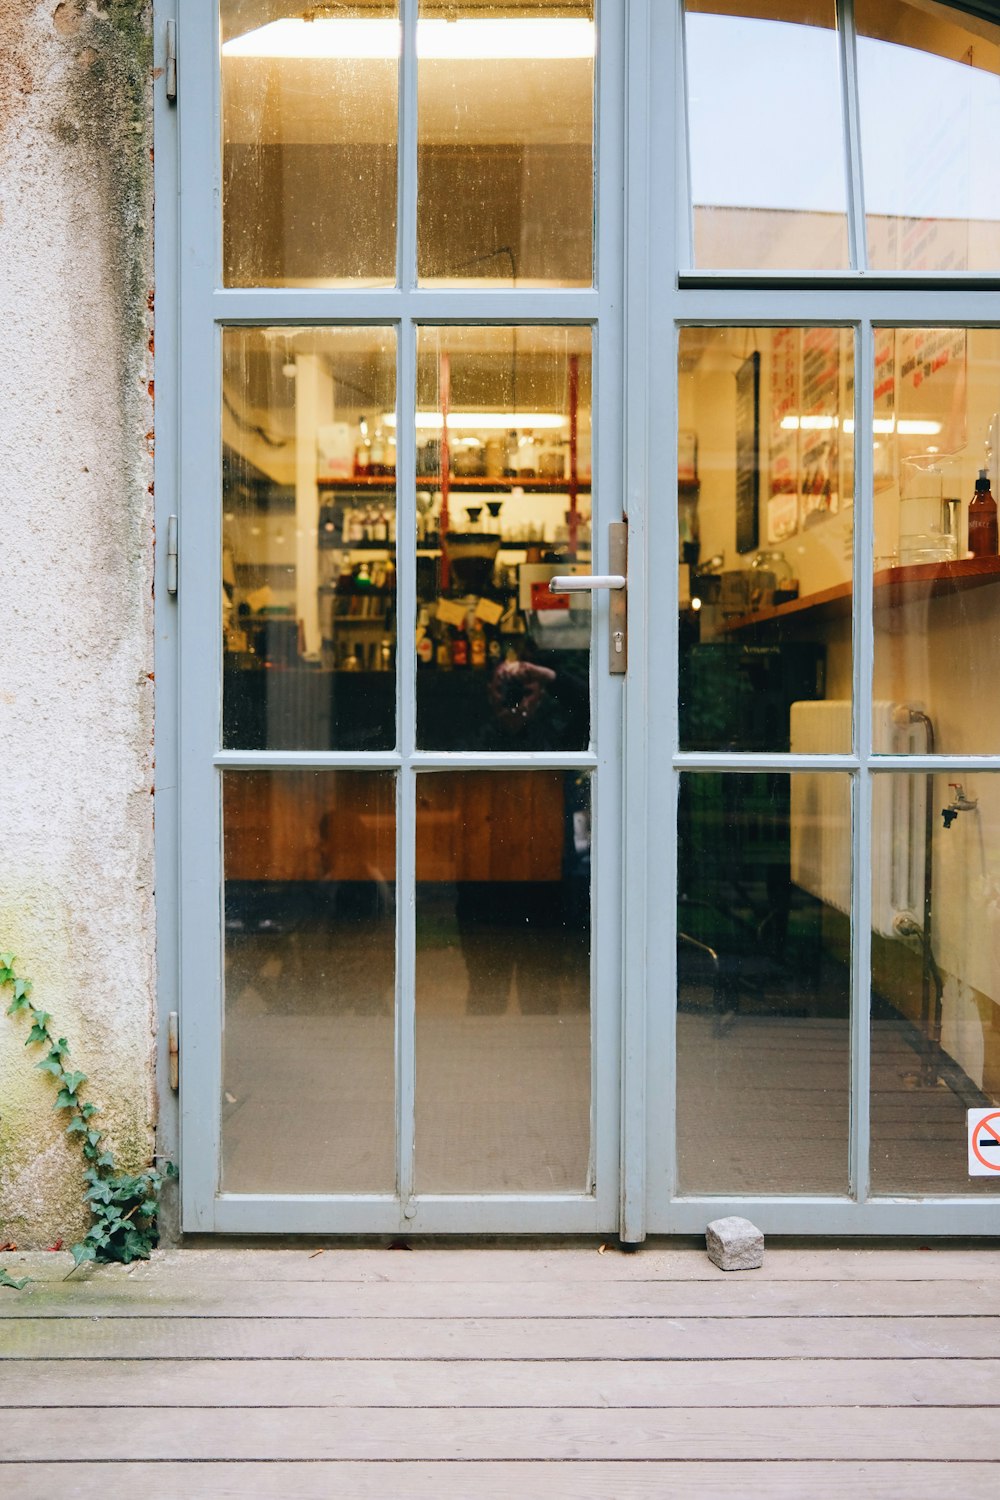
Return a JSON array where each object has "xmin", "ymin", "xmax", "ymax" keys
[
  {"xmin": 176, "ymin": 0, "xmax": 626, "ymax": 1234},
  {"xmin": 644, "ymin": 0, "xmax": 1000, "ymax": 1236}
]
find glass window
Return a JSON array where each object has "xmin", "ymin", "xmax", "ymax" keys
[
  {"xmin": 678, "ymin": 326, "xmax": 854, "ymax": 754},
  {"xmin": 857, "ymin": 0, "xmax": 1000, "ymax": 274},
  {"xmin": 683, "ymin": 1, "xmax": 850, "ymax": 270},
  {"xmin": 221, "ymin": 2, "xmax": 399, "ymax": 287},
  {"xmin": 415, "ymin": 326, "xmax": 592, "ymax": 753},
  {"xmin": 415, "ymin": 771, "xmax": 592, "ymax": 1193},
  {"xmin": 417, "ymin": 1, "xmax": 594, "ymax": 286},
  {"xmin": 676, "ymin": 771, "xmax": 852, "ymax": 1194},
  {"xmin": 221, "ymin": 770, "xmax": 396, "ymax": 1194},
  {"xmin": 872, "ymin": 326, "xmax": 1000, "ymax": 756},
  {"xmin": 222, "ymin": 327, "xmax": 397, "ymax": 753},
  {"xmin": 870, "ymin": 770, "xmax": 1000, "ymax": 1196}
]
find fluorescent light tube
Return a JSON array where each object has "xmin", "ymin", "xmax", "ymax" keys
[{"xmin": 223, "ymin": 17, "xmax": 595, "ymax": 62}]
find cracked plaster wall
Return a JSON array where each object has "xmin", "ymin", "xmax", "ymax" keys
[{"xmin": 0, "ymin": 1, "xmax": 156, "ymax": 1247}]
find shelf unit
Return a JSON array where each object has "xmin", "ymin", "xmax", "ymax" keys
[
  {"xmin": 317, "ymin": 475, "xmax": 592, "ymax": 493},
  {"xmin": 720, "ymin": 556, "xmax": 1000, "ymax": 633}
]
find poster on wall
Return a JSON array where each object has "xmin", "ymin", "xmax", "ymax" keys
[
  {"xmin": 839, "ymin": 328, "xmax": 855, "ymax": 509},
  {"xmin": 767, "ymin": 328, "xmax": 799, "ymax": 544},
  {"xmin": 800, "ymin": 327, "xmax": 840, "ymax": 528},
  {"xmin": 735, "ymin": 352, "xmax": 760, "ymax": 554},
  {"xmin": 873, "ymin": 326, "xmax": 896, "ymax": 489},
  {"xmin": 896, "ymin": 327, "xmax": 968, "ymax": 468}
]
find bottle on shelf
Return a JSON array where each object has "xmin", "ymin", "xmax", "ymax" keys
[
  {"xmin": 353, "ymin": 417, "xmax": 371, "ymax": 478},
  {"xmin": 435, "ymin": 617, "xmax": 452, "ymax": 670},
  {"xmin": 969, "ymin": 468, "xmax": 998, "ymax": 557},
  {"xmin": 452, "ymin": 616, "xmax": 469, "ymax": 669},
  {"xmin": 469, "ymin": 611, "xmax": 487, "ymax": 670},
  {"xmin": 370, "ymin": 425, "xmax": 386, "ymax": 477}
]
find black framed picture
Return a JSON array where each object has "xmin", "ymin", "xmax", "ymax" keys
[{"xmin": 735, "ymin": 351, "xmax": 760, "ymax": 554}]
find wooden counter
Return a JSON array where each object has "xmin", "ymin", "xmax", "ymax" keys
[{"xmin": 223, "ymin": 769, "xmax": 567, "ymax": 884}]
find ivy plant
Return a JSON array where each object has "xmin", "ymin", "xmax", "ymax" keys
[{"xmin": 0, "ymin": 952, "xmax": 175, "ymax": 1280}]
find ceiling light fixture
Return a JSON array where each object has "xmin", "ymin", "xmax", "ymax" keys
[
  {"xmin": 223, "ymin": 17, "xmax": 595, "ymax": 61},
  {"xmin": 383, "ymin": 411, "xmax": 569, "ymax": 431}
]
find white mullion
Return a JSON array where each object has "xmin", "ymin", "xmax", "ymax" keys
[
  {"xmin": 674, "ymin": 284, "xmax": 1000, "ymax": 321},
  {"xmin": 396, "ymin": 0, "xmax": 419, "ymax": 1215},
  {"xmin": 591, "ymin": 0, "xmax": 627, "ymax": 1226},
  {"xmin": 675, "ymin": 0, "xmax": 694, "ymax": 269},
  {"xmin": 209, "ymin": 290, "xmax": 602, "ymax": 325},
  {"xmin": 838, "ymin": 0, "xmax": 868, "ymax": 272},
  {"xmin": 399, "ymin": 0, "xmax": 419, "ymax": 292},
  {"xmin": 851, "ymin": 319, "xmax": 875, "ymax": 1203},
  {"xmin": 214, "ymin": 752, "xmax": 403, "ymax": 770},
  {"xmin": 675, "ymin": 752, "xmax": 860, "ymax": 773},
  {"xmin": 179, "ymin": 0, "xmax": 226, "ymax": 1230}
]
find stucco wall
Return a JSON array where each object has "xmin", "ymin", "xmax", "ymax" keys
[{"xmin": 0, "ymin": 1, "xmax": 155, "ymax": 1247}]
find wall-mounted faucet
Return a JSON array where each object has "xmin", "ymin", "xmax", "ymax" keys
[{"xmin": 941, "ymin": 782, "xmax": 978, "ymax": 829}]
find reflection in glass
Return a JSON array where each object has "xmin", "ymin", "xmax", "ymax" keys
[
  {"xmin": 678, "ymin": 327, "xmax": 854, "ymax": 754},
  {"xmin": 870, "ymin": 772, "xmax": 1000, "ymax": 1196},
  {"xmin": 414, "ymin": 771, "xmax": 592, "ymax": 1192},
  {"xmin": 683, "ymin": 2, "xmax": 849, "ymax": 270},
  {"xmin": 221, "ymin": 770, "xmax": 396, "ymax": 1194},
  {"xmin": 222, "ymin": 327, "xmax": 396, "ymax": 752},
  {"xmin": 415, "ymin": 327, "xmax": 592, "ymax": 753},
  {"xmin": 857, "ymin": 0, "xmax": 1000, "ymax": 273},
  {"xmin": 221, "ymin": 2, "xmax": 398, "ymax": 287},
  {"xmin": 872, "ymin": 327, "xmax": 1000, "ymax": 757},
  {"xmin": 417, "ymin": 1, "xmax": 594, "ymax": 286},
  {"xmin": 676, "ymin": 772, "xmax": 851, "ymax": 1195}
]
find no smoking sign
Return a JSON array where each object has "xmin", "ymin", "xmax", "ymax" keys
[{"xmin": 968, "ymin": 1109, "xmax": 1000, "ymax": 1176}]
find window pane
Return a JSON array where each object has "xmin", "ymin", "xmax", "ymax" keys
[
  {"xmin": 870, "ymin": 771, "xmax": 1000, "ymax": 1196},
  {"xmin": 223, "ymin": 327, "xmax": 397, "ymax": 752},
  {"xmin": 222, "ymin": 770, "xmax": 396, "ymax": 1194},
  {"xmin": 676, "ymin": 771, "xmax": 851, "ymax": 1195},
  {"xmin": 417, "ymin": 1, "xmax": 594, "ymax": 286},
  {"xmin": 678, "ymin": 326, "xmax": 854, "ymax": 754},
  {"xmin": 872, "ymin": 327, "xmax": 1000, "ymax": 756},
  {"xmin": 857, "ymin": 0, "xmax": 1000, "ymax": 273},
  {"xmin": 221, "ymin": 1, "xmax": 398, "ymax": 287},
  {"xmin": 415, "ymin": 771, "xmax": 592, "ymax": 1193},
  {"xmin": 683, "ymin": 1, "xmax": 849, "ymax": 270},
  {"xmin": 415, "ymin": 326, "xmax": 592, "ymax": 753}
]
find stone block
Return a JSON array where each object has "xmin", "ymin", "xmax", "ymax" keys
[{"xmin": 705, "ymin": 1215, "xmax": 764, "ymax": 1271}]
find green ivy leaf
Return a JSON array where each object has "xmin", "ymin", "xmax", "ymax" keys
[
  {"xmin": 36, "ymin": 1056, "xmax": 62, "ymax": 1078},
  {"xmin": 79, "ymin": 1101, "xmax": 98, "ymax": 1120},
  {"xmin": 0, "ymin": 952, "xmax": 15, "ymax": 969},
  {"xmin": 54, "ymin": 1088, "xmax": 78, "ymax": 1110},
  {"xmin": 0, "ymin": 1268, "xmax": 30, "ymax": 1291},
  {"xmin": 6, "ymin": 993, "xmax": 30, "ymax": 1016},
  {"xmin": 60, "ymin": 1071, "xmax": 87, "ymax": 1096},
  {"xmin": 13, "ymin": 979, "xmax": 30, "ymax": 1001},
  {"xmin": 65, "ymin": 1116, "xmax": 87, "ymax": 1136},
  {"xmin": 68, "ymin": 1243, "xmax": 97, "ymax": 1272}
]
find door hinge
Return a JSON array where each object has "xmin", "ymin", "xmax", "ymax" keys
[
  {"xmin": 166, "ymin": 513, "xmax": 178, "ymax": 596},
  {"xmin": 165, "ymin": 19, "xmax": 178, "ymax": 104},
  {"xmin": 168, "ymin": 1011, "xmax": 179, "ymax": 1092}
]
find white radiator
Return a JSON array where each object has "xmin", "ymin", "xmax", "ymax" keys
[{"xmin": 789, "ymin": 701, "xmax": 928, "ymax": 938}]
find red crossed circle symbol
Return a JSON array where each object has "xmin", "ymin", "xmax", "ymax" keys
[{"xmin": 971, "ymin": 1111, "xmax": 1000, "ymax": 1172}]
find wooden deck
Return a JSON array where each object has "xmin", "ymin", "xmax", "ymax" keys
[{"xmin": 2, "ymin": 1243, "xmax": 1000, "ymax": 1496}]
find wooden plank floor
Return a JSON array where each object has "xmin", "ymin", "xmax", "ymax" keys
[{"xmin": 2, "ymin": 1245, "xmax": 1000, "ymax": 1497}]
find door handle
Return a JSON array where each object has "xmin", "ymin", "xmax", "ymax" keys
[
  {"xmin": 548, "ymin": 521, "xmax": 627, "ymax": 675},
  {"xmin": 548, "ymin": 574, "xmax": 625, "ymax": 593}
]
